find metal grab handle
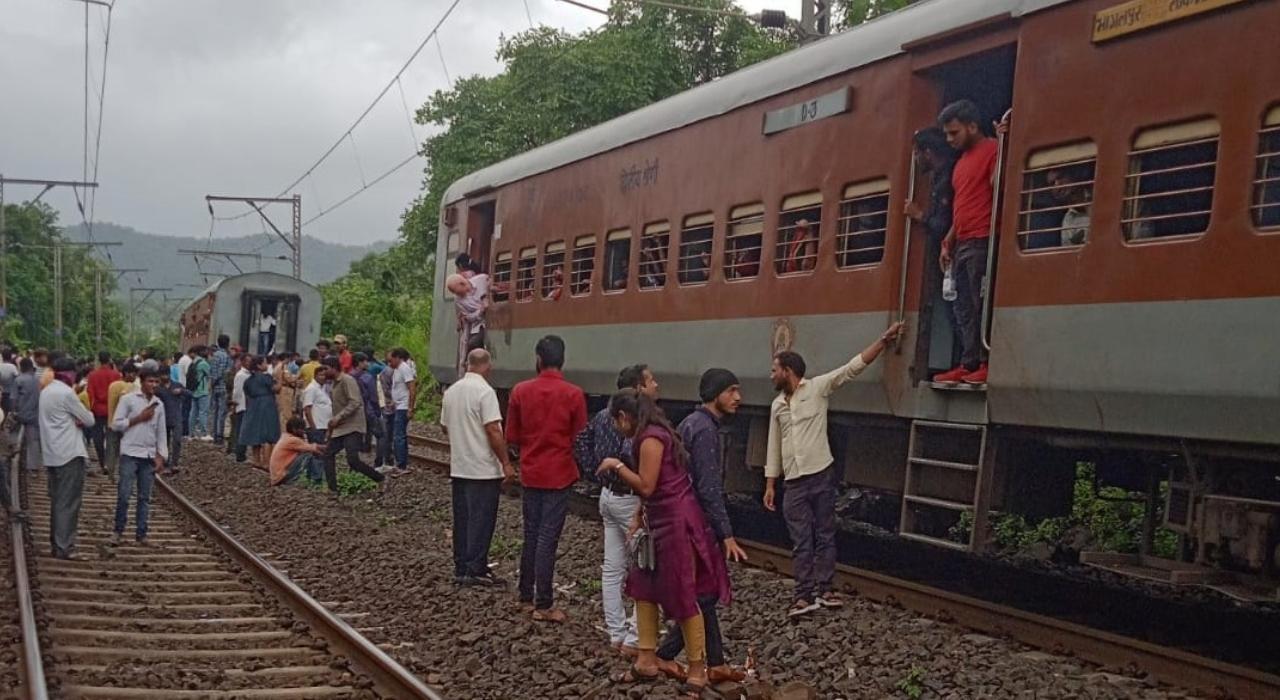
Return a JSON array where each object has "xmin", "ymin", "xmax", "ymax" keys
[
  {"xmin": 980, "ymin": 117, "xmax": 1010, "ymax": 353},
  {"xmin": 894, "ymin": 151, "xmax": 919, "ymax": 354}
]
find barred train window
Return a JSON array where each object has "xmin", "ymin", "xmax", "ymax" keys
[
  {"xmin": 515, "ymin": 247, "xmax": 536, "ymax": 302},
  {"xmin": 775, "ymin": 192, "xmax": 821, "ymax": 276},
  {"xmin": 570, "ymin": 235, "xmax": 595, "ymax": 296},
  {"xmin": 678, "ymin": 213, "xmax": 714, "ymax": 286},
  {"xmin": 1254, "ymin": 106, "xmax": 1280, "ymax": 230},
  {"xmin": 604, "ymin": 229, "xmax": 631, "ymax": 292},
  {"xmin": 1124, "ymin": 118, "xmax": 1219, "ymax": 241},
  {"xmin": 541, "ymin": 241, "xmax": 565, "ymax": 300},
  {"xmin": 639, "ymin": 221, "xmax": 669, "ymax": 289},
  {"xmin": 725, "ymin": 203, "xmax": 763, "ymax": 280},
  {"xmin": 492, "ymin": 251, "xmax": 512, "ymax": 302},
  {"xmin": 1017, "ymin": 141, "xmax": 1096, "ymax": 250},
  {"xmin": 836, "ymin": 179, "xmax": 889, "ymax": 268}
]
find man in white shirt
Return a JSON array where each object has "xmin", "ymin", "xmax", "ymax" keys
[
  {"xmin": 229, "ymin": 354, "xmax": 252, "ymax": 463},
  {"xmin": 387, "ymin": 348, "xmax": 417, "ymax": 475},
  {"xmin": 301, "ymin": 375, "xmax": 333, "ymax": 445},
  {"xmin": 764, "ymin": 321, "xmax": 903, "ymax": 617},
  {"xmin": 442, "ymin": 349, "xmax": 513, "ymax": 586},
  {"xmin": 452, "ymin": 256, "xmax": 491, "ymax": 378},
  {"xmin": 109, "ymin": 367, "xmax": 167, "ymax": 546},
  {"xmin": 258, "ymin": 312, "xmax": 278, "ymax": 356},
  {"xmin": 39, "ymin": 358, "xmax": 96, "ymax": 559}
]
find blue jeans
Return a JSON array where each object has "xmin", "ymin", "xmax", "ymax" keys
[
  {"xmin": 115, "ymin": 455, "xmax": 155, "ymax": 540},
  {"xmin": 189, "ymin": 394, "xmax": 210, "ymax": 438},
  {"xmin": 210, "ymin": 387, "xmax": 228, "ymax": 441},
  {"xmin": 393, "ymin": 409, "xmax": 409, "ymax": 469}
]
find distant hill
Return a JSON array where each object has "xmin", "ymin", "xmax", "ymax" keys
[{"xmin": 63, "ymin": 222, "xmax": 393, "ymax": 298}]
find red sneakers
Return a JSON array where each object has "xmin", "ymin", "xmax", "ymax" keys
[
  {"xmin": 962, "ymin": 364, "xmax": 988, "ymax": 385},
  {"xmin": 932, "ymin": 366, "xmax": 968, "ymax": 384}
]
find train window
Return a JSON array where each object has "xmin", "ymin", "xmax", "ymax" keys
[
  {"xmin": 1253, "ymin": 106, "xmax": 1280, "ymax": 230},
  {"xmin": 515, "ymin": 247, "xmax": 536, "ymax": 302},
  {"xmin": 492, "ymin": 251, "xmax": 512, "ymax": 302},
  {"xmin": 639, "ymin": 221, "xmax": 670, "ymax": 289},
  {"xmin": 775, "ymin": 192, "xmax": 821, "ymax": 276},
  {"xmin": 678, "ymin": 213, "xmax": 714, "ymax": 286},
  {"xmin": 725, "ymin": 203, "xmax": 763, "ymax": 280},
  {"xmin": 1124, "ymin": 118, "xmax": 1219, "ymax": 241},
  {"xmin": 836, "ymin": 179, "xmax": 889, "ymax": 268},
  {"xmin": 443, "ymin": 230, "xmax": 463, "ymax": 299},
  {"xmin": 604, "ymin": 229, "xmax": 631, "ymax": 292},
  {"xmin": 570, "ymin": 235, "xmax": 595, "ymax": 296},
  {"xmin": 1017, "ymin": 141, "xmax": 1096, "ymax": 251},
  {"xmin": 541, "ymin": 241, "xmax": 566, "ymax": 301}
]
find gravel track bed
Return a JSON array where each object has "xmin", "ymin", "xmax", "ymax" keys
[
  {"xmin": 173, "ymin": 441, "xmax": 1206, "ymax": 699},
  {"xmin": 20, "ymin": 467, "xmax": 375, "ymax": 697}
]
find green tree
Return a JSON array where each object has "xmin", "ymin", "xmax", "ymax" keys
[
  {"xmin": 1, "ymin": 202, "xmax": 127, "ymax": 355},
  {"xmin": 834, "ymin": 0, "xmax": 918, "ymax": 29}
]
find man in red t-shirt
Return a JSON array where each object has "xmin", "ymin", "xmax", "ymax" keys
[
  {"xmin": 86, "ymin": 351, "xmax": 121, "ymax": 468},
  {"xmin": 935, "ymin": 99, "xmax": 1005, "ymax": 386},
  {"xmin": 505, "ymin": 335, "xmax": 587, "ymax": 622}
]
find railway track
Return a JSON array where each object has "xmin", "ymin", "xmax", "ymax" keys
[
  {"xmin": 407, "ymin": 431, "xmax": 1280, "ymax": 700},
  {"xmin": 6, "ymin": 464, "xmax": 443, "ymax": 699}
]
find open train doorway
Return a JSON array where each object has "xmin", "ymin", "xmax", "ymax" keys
[
  {"xmin": 911, "ymin": 44, "xmax": 1017, "ymax": 383},
  {"xmin": 240, "ymin": 293, "xmax": 300, "ymax": 355},
  {"xmin": 468, "ymin": 200, "xmax": 496, "ymax": 272}
]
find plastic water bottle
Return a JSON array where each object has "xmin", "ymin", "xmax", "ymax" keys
[{"xmin": 942, "ymin": 267, "xmax": 957, "ymax": 302}]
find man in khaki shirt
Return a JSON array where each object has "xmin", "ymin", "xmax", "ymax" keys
[
  {"xmin": 320, "ymin": 357, "xmax": 385, "ymax": 492},
  {"xmin": 764, "ymin": 321, "xmax": 903, "ymax": 617}
]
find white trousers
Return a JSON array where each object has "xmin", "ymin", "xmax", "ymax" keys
[{"xmin": 599, "ymin": 487, "xmax": 640, "ymax": 646}]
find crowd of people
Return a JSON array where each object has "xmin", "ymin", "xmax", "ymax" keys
[
  {"xmin": 0, "ymin": 335, "xmax": 419, "ymax": 559},
  {"xmin": 441, "ymin": 320, "xmax": 903, "ymax": 695}
]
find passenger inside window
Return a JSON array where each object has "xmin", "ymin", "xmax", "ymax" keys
[
  {"xmin": 837, "ymin": 195, "xmax": 888, "ymax": 267},
  {"xmin": 639, "ymin": 228, "xmax": 669, "ymax": 288},
  {"xmin": 725, "ymin": 208, "xmax": 762, "ymax": 280},
  {"xmin": 570, "ymin": 238, "xmax": 595, "ymax": 296},
  {"xmin": 776, "ymin": 210, "xmax": 820, "ymax": 275},
  {"xmin": 604, "ymin": 234, "xmax": 630, "ymax": 291},
  {"xmin": 678, "ymin": 223, "xmax": 713, "ymax": 284},
  {"xmin": 516, "ymin": 252, "xmax": 536, "ymax": 302},
  {"xmin": 1046, "ymin": 167, "xmax": 1091, "ymax": 246},
  {"xmin": 541, "ymin": 244, "xmax": 565, "ymax": 300}
]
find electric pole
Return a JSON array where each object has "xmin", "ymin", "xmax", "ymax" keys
[
  {"xmin": 9, "ymin": 240, "xmax": 121, "ymax": 350},
  {"xmin": 205, "ymin": 194, "xmax": 303, "ymax": 279},
  {"xmin": 128, "ymin": 287, "xmax": 171, "ymax": 350},
  {"xmin": 0, "ymin": 176, "xmax": 100, "ymax": 343},
  {"xmin": 96, "ymin": 268, "xmax": 146, "ymax": 347}
]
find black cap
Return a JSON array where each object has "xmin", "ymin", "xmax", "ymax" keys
[{"xmin": 698, "ymin": 368, "xmax": 739, "ymax": 403}]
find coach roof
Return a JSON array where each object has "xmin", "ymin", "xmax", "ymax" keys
[{"xmin": 440, "ymin": 0, "xmax": 1070, "ymax": 207}]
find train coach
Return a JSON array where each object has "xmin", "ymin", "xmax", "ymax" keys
[
  {"xmin": 429, "ymin": 0, "xmax": 1280, "ymax": 586},
  {"xmin": 179, "ymin": 271, "xmax": 322, "ymax": 354}
]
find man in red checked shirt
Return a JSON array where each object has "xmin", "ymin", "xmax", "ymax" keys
[
  {"xmin": 505, "ymin": 334, "xmax": 587, "ymax": 623},
  {"xmin": 934, "ymin": 99, "xmax": 1009, "ymax": 387}
]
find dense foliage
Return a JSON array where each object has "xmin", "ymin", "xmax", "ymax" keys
[{"xmin": 0, "ymin": 203, "xmax": 128, "ymax": 354}]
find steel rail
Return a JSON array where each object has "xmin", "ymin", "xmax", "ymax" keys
[
  {"xmin": 155, "ymin": 476, "xmax": 445, "ymax": 700},
  {"xmin": 8, "ymin": 464, "xmax": 48, "ymax": 700},
  {"xmin": 410, "ymin": 431, "xmax": 1280, "ymax": 699}
]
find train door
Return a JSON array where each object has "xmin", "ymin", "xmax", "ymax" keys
[
  {"xmin": 905, "ymin": 43, "xmax": 1017, "ymax": 383},
  {"xmin": 467, "ymin": 200, "xmax": 496, "ymax": 271},
  {"xmin": 239, "ymin": 293, "xmax": 301, "ymax": 354}
]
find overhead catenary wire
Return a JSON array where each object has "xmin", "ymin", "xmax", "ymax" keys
[{"xmin": 216, "ymin": 0, "xmax": 466, "ymax": 225}]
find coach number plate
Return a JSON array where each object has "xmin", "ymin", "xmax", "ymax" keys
[{"xmin": 762, "ymin": 87, "xmax": 851, "ymax": 136}]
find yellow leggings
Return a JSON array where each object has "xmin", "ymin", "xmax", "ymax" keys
[{"xmin": 636, "ymin": 601, "xmax": 706, "ymax": 664}]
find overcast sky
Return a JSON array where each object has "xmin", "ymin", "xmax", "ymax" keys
[{"xmin": 1, "ymin": 0, "xmax": 786, "ymax": 245}]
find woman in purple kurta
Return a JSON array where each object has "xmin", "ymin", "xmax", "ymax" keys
[{"xmin": 599, "ymin": 390, "xmax": 730, "ymax": 697}]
